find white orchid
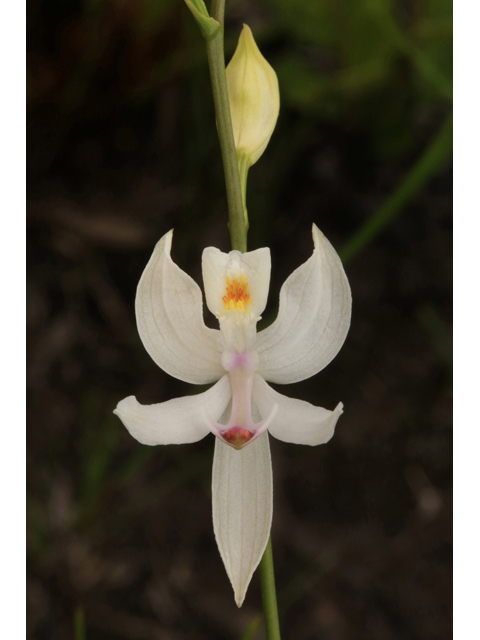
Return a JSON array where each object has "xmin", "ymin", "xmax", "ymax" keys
[{"xmin": 114, "ymin": 224, "xmax": 351, "ymax": 606}]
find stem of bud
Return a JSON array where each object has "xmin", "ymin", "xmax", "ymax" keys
[{"xmin": 205, "ymin": 1, "xmax": 247, "ymax": 252}]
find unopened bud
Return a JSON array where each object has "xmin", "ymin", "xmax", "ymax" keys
[{"xmin": 226, "ymin": 25, "xmax": 280, "ymax": 167}]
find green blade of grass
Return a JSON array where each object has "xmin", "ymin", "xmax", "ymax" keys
[{"xmin": 340, "ymin": 112, "xmax": 452, "ymax": 265}]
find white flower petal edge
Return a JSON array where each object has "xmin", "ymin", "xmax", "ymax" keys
[
  {"xmin": 256, "ymin": 224, "xmax": 351, "ymax": 384},
  {"xmin": 253, "ymin": 375, "xmax": 343, "ymax": 446},
  {"xmin": 114, "ymin": 376, "xmax": 231, "ymax": 445},
  {"xmin": 212, "ymin": 432, "xmax": 273, "ymax": 607},
  {"xmin": 135, "ymin": 230, "xmax": 224, "ymax": 385}
]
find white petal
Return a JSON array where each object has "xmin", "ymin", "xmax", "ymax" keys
[
  {"xmin": 202, "ymin": 247, "xmax": 271, "ymax": 318},
  {"xmin": 114, "ymin": 375, "xmax": 231, "ymax": 445},
  {"xmin": 256, "ymin": 224, "xmax": 351, "ymax": 384},
  {"xmin": 136, "ymin": 230, "xmax": 224, "ymax": 384},
  {"xmin": 253, "ymin": 375, "xmax": 343, "ymax": 446},
  {"xmin": 212, "ymin": 432, "xmax": 272, "ymax": 607}
]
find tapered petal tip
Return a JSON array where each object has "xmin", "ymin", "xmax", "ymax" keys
[
  {"xmin": 212, "ymin": 434, "xmax": 273, "ymax": 609},
  {"xmin": 325, "ymin": 402, "xmax": 344, "ymax": 443},
  {"xmin": 218, "ymin": 544, "xmax": 262, "ymax": 607},
  {"xmin": 113, "ymin": 396, "xmax": 133, "ymax": 418},
  {"xmin": 312, "ymin": 222, "xmax": 322, "ymax": 237},
  {"xmin": 161, "ymin": 228, "xmax": 174, "ymax": 253},
  {"xmin": 311, "ymin": 223, "xmax": 327, "ymax": 247}
]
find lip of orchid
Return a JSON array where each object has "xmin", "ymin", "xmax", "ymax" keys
[
  {"xmin": 202, "ymin": 358, "xmax": 278, "ymax": 450},
  {"xmin": 203, "ymin": 401, "xmax": 278, "ymax": 450}
]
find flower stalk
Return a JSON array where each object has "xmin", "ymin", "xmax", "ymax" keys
[
  {"xmin": 205, "ymin": 1, "xmax": 246, "ymax": 252},
  {"xmin": 260, "ymin": 537, "xmax": 281, "ymax": 640},
  {"xmin": 238, "ymin": 153, "xmax": 250, "ymax": 230}
]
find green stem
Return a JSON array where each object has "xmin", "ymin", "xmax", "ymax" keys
[
  {"xmin": 205, "ymin": 0, "xmax": 247, "ymax": 252},
  {"xmin": 259, "ymin": 536, "xmax": 282, "ymax": 640},
  {"xmin": 74, "ymin": 606, "xmax": 86, "ymax": 640},
  {"xmin": 340, "ymin": 113, "xmax": 452, "ymax": 265},
  {"xmin": 238, "ymin": 153, "xmax": 250, "ymax": 231}
]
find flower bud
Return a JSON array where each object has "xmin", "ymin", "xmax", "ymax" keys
[{"xmin": 226, "ymin": 24, "xmax": 280, "ymax": 167}]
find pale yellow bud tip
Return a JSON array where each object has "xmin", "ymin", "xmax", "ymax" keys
[{"xmin": 226, "ymin": 24, "xmax": 280, "ymax": 167}]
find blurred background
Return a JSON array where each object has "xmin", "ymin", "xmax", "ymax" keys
[{"xmin": 26, "ymin": 0, "xmax": 452, "ymax": 638}]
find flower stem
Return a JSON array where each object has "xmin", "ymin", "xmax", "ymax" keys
[
  {"xmin": 205, "ymin": 0, "xmax": 247, "ymax": 252},
  {"xmin": 74, "ymin": 606, "xmax": 86, "ymax": 640},
  {"xmin": 259, "ymin": 536, "xmax": 282, "ymax": 640},
  {"xmin": 238, "ymin": 153, "xmax": 250, "ymax": 231}
]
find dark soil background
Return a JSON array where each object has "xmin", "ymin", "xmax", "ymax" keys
[{"xmin": 26, "ymin": 1, "xmax": 452, "ymax": 638}]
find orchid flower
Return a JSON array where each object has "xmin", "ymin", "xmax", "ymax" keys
[{"xmin": 114, "ymin": 224, "xmax": 351, "ymax": 606}]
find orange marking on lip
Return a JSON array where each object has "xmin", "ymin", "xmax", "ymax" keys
[
  {"xmin": 222, "ymin": 276, "xmax": 252, "ymax": 313},
  {"xmin": 222, "ymin": 426, "xmax": 254, "ymax": 449}
]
